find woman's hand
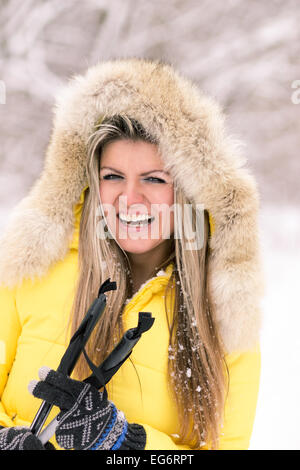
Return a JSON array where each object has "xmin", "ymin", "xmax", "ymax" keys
[
  {"xmin": 0, "ymin": 426, "xmax": 55, "ymax": 450},
  {"xmin": 28, "ymin": 367, "xmax": 146, "ymax": 450}
]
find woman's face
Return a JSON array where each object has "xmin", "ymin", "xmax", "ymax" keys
[{"xmin": 99, "ymin": 139, "xmax": 174, "ymax": 255}]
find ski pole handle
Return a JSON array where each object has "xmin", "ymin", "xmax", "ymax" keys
[
  {"xmin": 30, "ymin": 290, "xmax": 109, "ymax": 436},
  {"xmin": 37, "ymin": 312, "xmax": 155, "ymax": 445}
]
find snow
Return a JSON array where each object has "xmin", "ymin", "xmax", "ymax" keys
[
  {"xmin": 249, "ymin": 204, "xmax": 300, "ymax": 450},
  {"xmin": 156, "ymin": 269, "xmax": 167, "ymax": 277}
]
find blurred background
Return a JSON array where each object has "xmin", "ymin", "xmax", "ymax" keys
[{"xmin": 0, "ymin": 0, "xmax": 299, "ymax": 450}]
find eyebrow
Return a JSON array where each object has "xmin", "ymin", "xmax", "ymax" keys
[{"xmin": 100, "ymin": 166, "xmax": 169, "ymax": 176}]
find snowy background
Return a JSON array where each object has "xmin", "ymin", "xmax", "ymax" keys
[{"xmin": 0, "ymin": 0, "xmax": 299, "ymax": 450}]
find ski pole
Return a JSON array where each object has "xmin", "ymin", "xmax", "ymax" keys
[
  {"xmin": 30, "ymin": 279, "xmax": 116, "ymax": 437},
  {"xmin": 38, "ymin": 311, "xmax": 155, "ymax": 445}
]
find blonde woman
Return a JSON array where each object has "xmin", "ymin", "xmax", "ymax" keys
[{"xmin": 0, "ymin": 59, "xmax": 263, "ymax": 450}]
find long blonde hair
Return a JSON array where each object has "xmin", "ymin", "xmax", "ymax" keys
[{"xmin": 70, "ymin": 115, "xmax": 227, "ymax": 449}]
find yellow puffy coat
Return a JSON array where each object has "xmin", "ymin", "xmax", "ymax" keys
[{"xmin": 0, "ymin": 197, "xmax": 260, "ymax": 450}]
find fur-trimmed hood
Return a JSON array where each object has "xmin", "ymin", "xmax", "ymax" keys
[{"xmin": 0, "ymin": 58, "xmax": 264, "ymax": 353}]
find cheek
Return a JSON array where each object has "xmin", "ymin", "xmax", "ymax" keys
[
  {"xmin": 149, "ymin": 185, "xmax": 174, "ymax": 206},
  {"xmin": 99, "ymin": 182, "xmax": 117, "ymax": 205},
  {"xmin": 150, "ymin": 186, "xmax": 174, "ymax": 234},
  {"xmin": 99, "ymin": 183, "xmax": 120, "ymax": 227}
]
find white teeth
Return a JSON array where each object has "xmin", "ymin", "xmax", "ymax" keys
[{"xmin": 119, "ymin": 213, "xmax": 153, "ymax": 223}]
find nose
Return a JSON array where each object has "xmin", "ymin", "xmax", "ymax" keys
[{"xmin": 119, "ymin": 180, "xmax": 147, "ymax": 211}]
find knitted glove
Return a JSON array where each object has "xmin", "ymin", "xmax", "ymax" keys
[
  {"xmin": 28, "ymin": 367, "xmax": 146, "ymax": 450},
  {"xmin": 0, "ymin": 426, "xmax": 55, "ymax": 450}
]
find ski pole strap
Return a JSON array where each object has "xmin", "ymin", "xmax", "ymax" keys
[
  {"xmin": 82, "ymin": 348, "xmax": 106, "ymax": 389},
  {"xmin": 83, "ymin": 312, "xmax": 155, "ymax": 390},
  {"xmin": 98, "ymin": 279, "xmax": 117, "ymax": 296},
  {"xmin": 130, "ymin": 311, "xmax": 155, "ymax": 339},
  {"xmin": 60, "ymin": 279, "xmax": 116, "ymax": 373}
]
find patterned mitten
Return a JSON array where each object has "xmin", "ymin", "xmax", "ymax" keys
[
  {"xmin": 28, "ymin": 367, "xmax": 146, "ymax": 450},
  {"xmin": 0, "ymin": 426, "xmax": 55, "ymax": 450}
]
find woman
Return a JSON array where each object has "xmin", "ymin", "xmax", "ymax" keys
[{"xmin": 0, "ymin": 59, "xmax": 263, "ymax": 450}]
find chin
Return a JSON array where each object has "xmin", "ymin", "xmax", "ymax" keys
[{"xmin": 117, "ymin": 239, "xmax": 165, "ymax": 255}]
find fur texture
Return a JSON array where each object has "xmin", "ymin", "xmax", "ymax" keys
[{"xmin": 0, "ymin": 58, "xmax": 264, "ymax": 352}]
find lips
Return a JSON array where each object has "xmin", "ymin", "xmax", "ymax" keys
[{"xmin": 118, "ymin": 213, "xmax": 155, "ymax": 226}]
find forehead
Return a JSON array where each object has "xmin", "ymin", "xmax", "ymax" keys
[{"xmin": 100, "ymin": 139, "xmax": 165, "ymax": 172}]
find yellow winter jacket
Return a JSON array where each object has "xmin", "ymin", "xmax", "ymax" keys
[{"xmin": 0, "ymin": 197, "xmax": 260, "ymax": 450}]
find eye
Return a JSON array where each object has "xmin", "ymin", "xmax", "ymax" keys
[
  {"xmin": 144, "ymin": 176, "xmax": 166, "ymax": 184},
  {"xmin": 102, "ymin": 173, "xmax": 123, "ymax": 181}
]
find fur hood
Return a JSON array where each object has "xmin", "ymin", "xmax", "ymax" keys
[{"xmin": 0, "ymin": 58, "xmax": 264, "ymax": 353}]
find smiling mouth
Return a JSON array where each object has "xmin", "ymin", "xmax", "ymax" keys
[{"xmin": 118, "ymin": 214, "xmax": 155, "ymax": 227}]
